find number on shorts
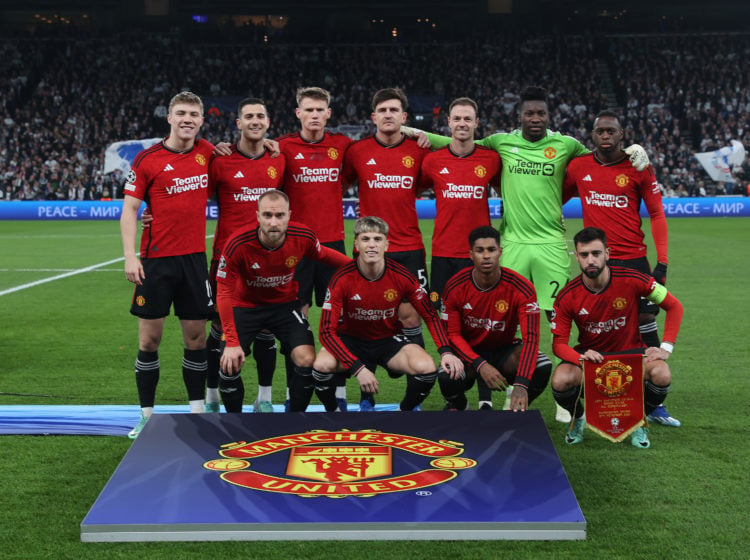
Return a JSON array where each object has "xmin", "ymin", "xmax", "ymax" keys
[{"xmin": 549, "ymin": 280, "xmax": 560, "ymax": 299}]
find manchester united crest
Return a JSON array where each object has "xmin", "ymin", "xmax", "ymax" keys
[
  {"xmin": 384, "ymin": 289, "xmax": 399, "ymax": 302},
  {"xmin": 615, "ymin": 174, "xmax": 630, "ymax": 187},
  {"xmin": 612, "ymin": 297, "xmax": 627, "ymax": 310},
  {"xmin": 195, "ymin": 154, "xmax": 207, "ymax": 166},
  {"xmin": 327, "ymin": 148, "xmax": 340, "ymax": 160},
  {"xmin": 135, "ymin": 295, "xmax": 146, "ymax": 307},
  {"xmin": 593, "ymin": 359, "xmax": 633, "ymax": 397},
  {"xmin": 267, "ymin": 166, "xmax": 278, "ymax": 179},
  {"xmin": 494, "ymin": 299, "xmax": 509, "ymax": 313},
  {"xmin": 203, "ymin": 429, "xmax": 477, "ymax": 498},
  {"xmin": 402, "ymin": 155, "xmax": 415, "ymax": 168},
  {"xmin": 474, "ymin": 165, "xmax": 487, "ymax": 178},
  {"xmin": 285, "ymin": 256, "xmax": 300, "ymax": 268},
  {"xmin": 544, "ymin": 147, "xmax": 557, "ymax": 159}
]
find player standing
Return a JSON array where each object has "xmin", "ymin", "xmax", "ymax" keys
[
  {"xmin": 420, "ymin": 97, "xmax": 501, "ymax": 410},
  {"xmin": 216, "ymin": 190, "xmax": 351, "ymax": 412},
  {"xmin": 313, "ymin": 216, "xmax": 464, "ymax": 412},
  {"xmin": 120, "ymin": 91, "xmax": 214, "ymax": 438},
  {"xmin": 562, "ymin": 109, "xmax": 680, "ymax": 427},
  {"xmin": 439, "ymin": 226, "xmax": 551, "ymax": 411},
  {"xmin": 206, "ymin": 97, "xmax": 285, "ymax": 413},
  {"xmin": 277, "ymin": 87, "xmax": 352, "ymax": 410},
  {"xmin": 550, "ymin": 227, "xmax": 683, "ymax": 448},
  {"xmin": 341, "ymin": 88, "xmax": 431, "ymax": 410}
]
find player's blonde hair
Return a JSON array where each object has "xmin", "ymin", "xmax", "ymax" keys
[
  {"xmin": 354, "ymin": 216, "xmax": 389, "ymax": 237},
  {"xmin": 168, "ymin": 91, "xmax": 204, "ymax": 115}
]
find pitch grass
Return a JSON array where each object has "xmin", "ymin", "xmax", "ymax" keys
[{"xmin": 0, "ymin": 217, "xmax": 748, "ymax": 559}]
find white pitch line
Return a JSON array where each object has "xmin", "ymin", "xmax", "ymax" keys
[
  {"xmin": 1, "ymin": 234, "xmax": 216, "ymax": 298},
  {"xmin": 0, "ymin": 257, "xmax": 125, "ymax": 297}
]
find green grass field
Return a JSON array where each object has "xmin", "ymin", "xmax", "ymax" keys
[{"xmin": 1, "ymin": 217, "xmax": 748, "ymax": 559}]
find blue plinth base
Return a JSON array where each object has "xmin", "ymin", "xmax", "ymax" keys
[{"xmin": 81, "ymin": 410, "xmax": 585, "ymax": 541}]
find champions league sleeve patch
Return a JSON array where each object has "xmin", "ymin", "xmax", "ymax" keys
[{"xmin": 124, "ymin": 170, "xmax": 137, "ymax": 192}]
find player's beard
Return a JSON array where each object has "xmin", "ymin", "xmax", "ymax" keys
[{"xmin": 583, "ymin": 264, "xmax": 605, "ymax": 279}]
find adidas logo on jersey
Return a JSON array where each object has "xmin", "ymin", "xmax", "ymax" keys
[
  {"xmin": 351, "ymin": 293, "xmax": 362, "ymax": 301},
  {"xmin": 234, "ymin": 171, "xmax": 245, "ymax": 179},
  {"xmin": 163, "ymin": 163, "xmax": 174, "ymax": 172},
  {"xmin": 440, "ymin": 168, "xmax": 449, "ymax": 174},
  {"xmin": 366, "ymin": 158, "xmax": 377, "ymax": 166},
  {"xmin": 463, "ymin": 303, "xmax": 473, "ymax": 310},
  {"xmin": 251, "ymin": 262, "xmax": 261, "ymax": 269},
  {"xmin": 295, "ymin": 153, "xmax": 305, "ymax": 160},
  {"xmin": 582, "ymin": 174, "xmax": 593, "ymax": 182},
  {"xmin": 510, "ymin": 147, "xmax": 519, "ymax": 154},
  {"xmin": 578, "ymin": 308, "xmax": 589, "ymax": 316}
]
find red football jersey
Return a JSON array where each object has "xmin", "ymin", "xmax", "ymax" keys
[
  {"xmin": 342, "ymin": 135, "xmax": 429, "ymax": 252},
  {"xmin": 124, "ymin": 138, "xmax": 213, "ymax": 257},
  {"xmin": 319, "ymin": 258, "xmax": 452, "ymax": 372},
  {"xmin": 552, "ymin": 266, "xmax": 659, "ymax": 359},
  {"xmin": 564, "ymin": 154, "xmax": 667, "ymax": 261},
  {"xmin": 422, "ymin": 146, "xmax": 501, "ymax": 258},
  {"xmin": 277, "ymin": 132, "xmax": 352, "ymax": 243},
  {"xmin": 216, "ymin": 222, "xmax": 351, "ymax": 346},
  {"xmin": 209, "ymin": 146, "xmax": 285, "ymax": 260},
  {"xmin": 441, "ymin": 266, "xmax": 541, "ymax": 387}
]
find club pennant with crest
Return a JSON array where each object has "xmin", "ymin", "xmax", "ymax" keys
[{"xmin": 582, "ymin": 353, "xmax": 646, "ymax": 442}]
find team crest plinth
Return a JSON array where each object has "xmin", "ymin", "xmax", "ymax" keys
[
  {"xmin": 82, "ymin": 411, "xmax": 585, "ymax": 541},
  {"xmin": 582, "ymin": 353, "xmax": 646, "ymax": 442}
]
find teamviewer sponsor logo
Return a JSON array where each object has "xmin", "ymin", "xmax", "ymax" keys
[
  {"xmin": 165, "ymin": 174, "xmax": 208, "ymax": 194},
  {"xmin": 464, "ymin": 316, "xmax": 506, "ymax": 332},
  {"xmin": 292, "ymin": 167, "xmax": 339, "ymax": 183},
  {"xmin": 348, "ymin": 307, "xmax": 396, "ymax": 321},
  {"xmin": 584, "ymin": 316, "xmax": 627, "ymax": 334},
  {"xmin": 507, "ymin": 161, "xmax": 555, "ymax": 177},
  {"xmin": 443, "ymin": 184, "xmax": 484, "ymax": 199},
  {"xmin": 585, "ymin": 191, "xmax": 628, "ymax": 209},
  {"xmin": 233, "ymin": 187, "xmax": 272, "ymax": 202},
  {"xmin": 367, "ymin": 174, "xmax": 414, "ymax": 189},
  {"xmin": 247, "ymin": 272, "xmax": 295, "ymax": 288}
]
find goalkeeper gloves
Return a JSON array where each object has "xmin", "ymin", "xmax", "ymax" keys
[
  {"xmin": 623, "ymin": 144, "xmax": 650, "ymax": 171},
  {"xmin": 652, "ymin": 262, "xmax": 667, "ymax": 285},
  {"xmin": 400, "ymin": 125, "xmax": 424, "ymax": 138}
]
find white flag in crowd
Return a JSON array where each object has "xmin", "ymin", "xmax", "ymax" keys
[
  {"xmin": 103, "ymin": 138, "xmax": 162, "ymax": 175},
  {"xmin": 694, "ymin": 140, "xmax": 746, "ymax": 183}
]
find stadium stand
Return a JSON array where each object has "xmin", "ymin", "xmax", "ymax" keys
[{"xmin": 1, "ymin": 25, "xmax": 748, "ymax": 201}]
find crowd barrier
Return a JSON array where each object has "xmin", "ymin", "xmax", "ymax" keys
[{"xmin": 1, "ymin": 197, "xmax": 748, "ymax": 220}]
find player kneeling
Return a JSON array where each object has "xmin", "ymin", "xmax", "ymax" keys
[
  {"xmin": 311, "ymin": 216, "xmax": 464, "ymax": 412},
  {"xmin": 551, "ymin": 227, "xmax": 683, "ymax": 449},
  {"xmin": 438, "ymin": 226, "xmax": 551, "ymax": 411}
]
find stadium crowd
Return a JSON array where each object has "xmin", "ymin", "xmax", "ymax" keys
[{"xmin": 1, "ymin": 30, "xmax": 749, "ymax": 201}]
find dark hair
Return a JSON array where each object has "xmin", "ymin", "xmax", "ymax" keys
[
  {"xmin": 448, "ymin": 97, "xmax": 478, "ymax": 116},
  {"xmin": 573, "ymin": 227, "xmax": 608, "ymax": 248},
  {"xmin": 469, "ymin": 225, "xmax": 500, "ymax": 248},
  {"xmin": 519, "ymin": 86, "xmax": 548, "ymax": 106},
  {"xmin": 237, "ymin": 97, "xmax": 267, "ymax": 116},
  {"xmin": 594, "ymin": 109, "xmax": 620, "ymax": 121},
  {"xmin": 371, "ymin": 87, "xmax": 408, "ymax": 112}
]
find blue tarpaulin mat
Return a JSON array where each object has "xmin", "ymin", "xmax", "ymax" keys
[{"xmin": 0, "ymin": 404, "xmax": 400, "ymax": 436}]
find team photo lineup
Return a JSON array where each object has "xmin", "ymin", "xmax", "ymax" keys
[{"xmin": 120, "ymin": 84, "xmax": 683, "ymax": 450}]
